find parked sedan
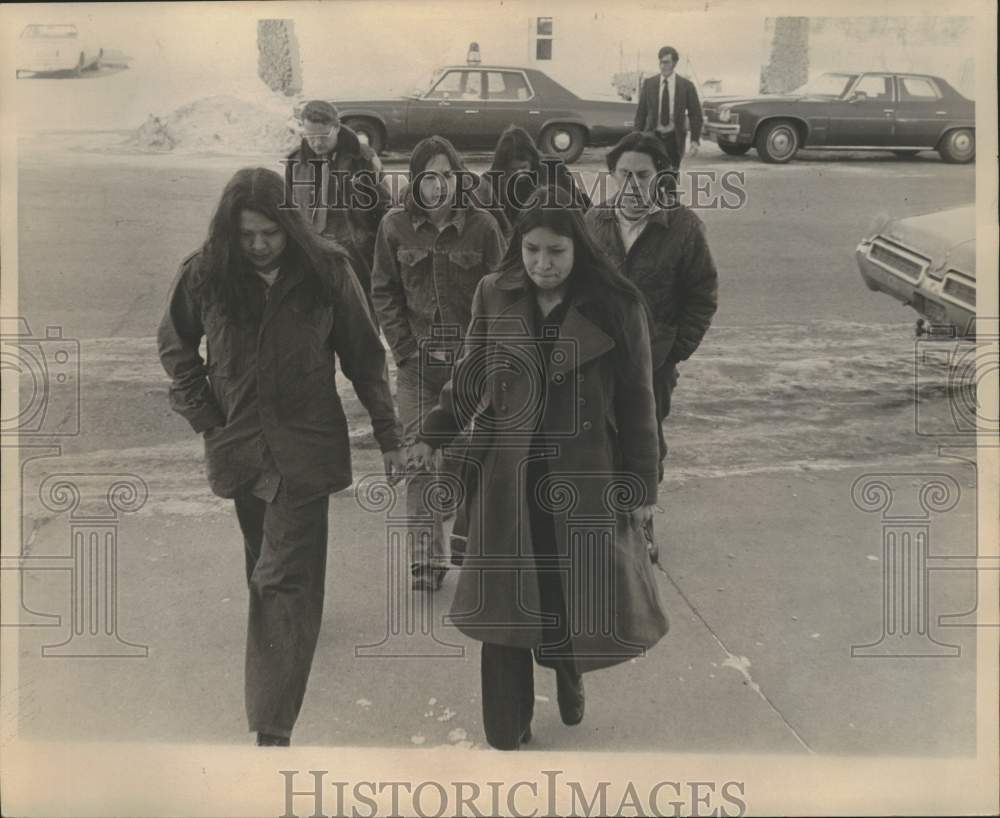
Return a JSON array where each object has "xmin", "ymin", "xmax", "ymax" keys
[
  {"xmin": 703, "ymin": 72, "xmax": 975, "ymax": 164},
  {"xmin": 296, "ymin": 64, "xmax": 636, "ymax": 164},
  {"xmin": 856, "ymin": 205, "xmax": 976, "ymax": 338},
  {"xmin": 16, "ymin": 23, "xmax": 102, "ymax": 77}
]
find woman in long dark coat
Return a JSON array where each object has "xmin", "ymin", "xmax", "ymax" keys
[{"xmin": 410, "ymin": 194, "xmax": 668, "ymax": 750}]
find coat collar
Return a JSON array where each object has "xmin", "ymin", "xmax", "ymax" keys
[
  {"xmin": 591, "ymin": 198, "xmax": 673, "ymax": 231},
  {"xmin": 489, "ymin": 275, "xmax": 615, "ymax": 372},
  {"xmin": 287, "ymin": 124, "xmax": 365, "ymax": 164},
  {"xmin": 403, "ymin": 189, "xmax": 469, "ymax": 235}
]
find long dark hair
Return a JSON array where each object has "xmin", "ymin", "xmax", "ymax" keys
[
  {"xmin": 195, "ymin": 167, "xmax": 344, "ymax": 319},
  {"xmin": 487, "ymin": 126, "xmax": 592, "ymax": 213},
  {"xmin": 404, "ymin": 135, "xmax": 479, "ymax": 213},
  {"xmin": 488, "ymin": 125, "xmax": 541, "ymax": 174},
  {"xmin": 501, "ymin": 192, "xmax": 653, "ymax": 364}
]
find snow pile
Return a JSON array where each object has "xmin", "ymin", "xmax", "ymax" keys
[{"xmin": 127, "ymin": 94, "xmax": 300, "ymax": 155}]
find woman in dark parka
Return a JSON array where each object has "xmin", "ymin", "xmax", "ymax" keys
[{"xmin": 410, "ymin": 192, "xmax": 668, "ymax": 750}]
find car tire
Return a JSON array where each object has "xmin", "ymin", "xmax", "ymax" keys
[
  {"xmin": 893, "ymin": 150, "xmax": 921, "ymax": 159},
  {"xmin": 342, "ymin": 118, "xmax": 385, "ymax": 155},
  {"xmin": 755, "ymin": 120, "xmax": 800, "ymax": 163},
  {"xmin": 938, "ymin": 129, "xmax": 975, "ymax": 164},
  {"xmin": 718, "ymin": 142, "xmax": 751, "ymax": 156},
  {"xmin": 540, "ymin": 124, "xmax": 586, "ymax": 164}
]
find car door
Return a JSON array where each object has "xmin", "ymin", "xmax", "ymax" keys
[
  {"xmin": 478, "ymin": 70, "xmax": 539, "ymax": 148},
  {"xmin": 893, "ymin": 76, "xmax": 950, "ymax": 148},
  {"xmin": 405, "ymin": 69, "xmax": 487, "ymax": 149},
  {"xmin": 826, "ymin": 73, "xmax": 896, "ymax": 146}
]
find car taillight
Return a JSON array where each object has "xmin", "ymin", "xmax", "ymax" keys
[{"xmin": 942, "ymin": 274, "xmax": 975, "ymax": 306}]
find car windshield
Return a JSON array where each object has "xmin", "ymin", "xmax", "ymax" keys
[
  {"xmin": 409, "ymin": 70, "xmax": 442, "ymax": 98},
  {"xmin": 790, "ymin": 73, "xmax": 857, "ymax": 97},
  {"xmin": 22, "ymin": 24, "xmax": 78, "ymax": 39}
]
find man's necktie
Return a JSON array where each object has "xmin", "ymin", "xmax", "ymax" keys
[{"xmin": 659, "ymin": 80, "xmax": 671, "ymax": 127}]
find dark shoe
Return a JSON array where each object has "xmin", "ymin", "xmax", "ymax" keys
[
  {"xmin": 555, "ymin": 668, "xmax": 585, "ymax": 726},
  {"xmin": 411, "ymin": 566, "xmax": 446, "ymax": 592},
  {"xmin": 256, "ymin": 732, "xmax": 290, "ymax": 747}
]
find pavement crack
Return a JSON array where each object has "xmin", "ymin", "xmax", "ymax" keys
[{"xmin": 662, "ymin": 569, "xmax": 816, "ymax": 754}]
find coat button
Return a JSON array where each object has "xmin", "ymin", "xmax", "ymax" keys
[
  {"xmin": 500, "ymin": 381, "xmax": 509, "ymax": 391},
  {"xmin": 582, "ymin": 420, "xmax": 592, "ymax": 430},
  {"xmin": 552, "ymin": 372, "xmax": 565, "ymax": 385},
  {"xmin": 578, "ymin": 397, "xmax": 587, "ymax": 407}
]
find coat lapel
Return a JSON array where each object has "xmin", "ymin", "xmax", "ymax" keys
[
  {"xmin": 556, "ymin": 304, "xmax": 615, "ymax": 373},
  {"xmin": 488, "ymin": 274, "xmax": 615, "ymax": 375},
  {"xmin": 489, "ymin": 289, "xmax": 544, "ymax": 377}
]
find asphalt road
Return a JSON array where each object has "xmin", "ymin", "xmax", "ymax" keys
[{"xmin": 17, "ymin": 138, "xmax": 975, "ymax": 340}]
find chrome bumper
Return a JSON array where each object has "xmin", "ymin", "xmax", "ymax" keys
[{"xmin": 704, "ymin": 121, "xmax": 741, "ymax": 139}]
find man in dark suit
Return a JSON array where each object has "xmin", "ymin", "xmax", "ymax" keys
[{"xmin": 634, "ymin": 46, "xmax": 704, "ymax": 169}]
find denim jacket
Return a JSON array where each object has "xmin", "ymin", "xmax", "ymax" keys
[{"xmin": 371, "ymin": 199, "xmax": 506, "ymax": 366}]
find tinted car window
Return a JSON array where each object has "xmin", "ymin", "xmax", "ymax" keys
[
  {"xmin": 854, "ymin": 75, "xmax": 893, "ymax": 101},
  {"xmin": 426, "ymin": 70, "xmax": 482, "ymax": 100},
  {"xmin": 899, "ymin": 77, "xmax": 940, "ymax": 100},
  {"xmin": 485, "ymin": 71, "xmax": 531, "ymax": 101}
]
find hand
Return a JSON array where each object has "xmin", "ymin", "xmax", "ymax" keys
[
  {"xmin": 383, "ymin": 447, "xmax": 407, "ymax": 485},
  {"xmin": 407, "ymin": 441, "xmax": 436, "ymax": 473},
  {"xmin": 628, "ymin": 503, "xmax": 657, "ymax": 531},
  {"xmin": 687, "ymin": 140, "xmax": 700, "ymax": 158}
]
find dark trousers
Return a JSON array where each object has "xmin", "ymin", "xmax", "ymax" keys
[
  {"xmin": 654, "ymin": 130, "xmax": 684, "ymax": 169},
  {"xmin": 234, "ymin": 487, "xmax": 330, "ymax": 738},
  {"xmin": 396, "ymin": 356, "xmax": 458, "ymax": 573},
  {"xmin": 479, "ymin": 455, "xmax": 577, "ymax": 750},
  {"xmin": 653, "ymin": 361, "xmax": 679, "ymax": 482}
]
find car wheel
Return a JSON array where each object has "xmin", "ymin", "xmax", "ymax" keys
[
  {"xmin": 893, "ymin": 150, "xmax": 921, "ymax": 159},
  {"xmin": 342, "ymin": 118, "xmax": 385, "ymax": 155},
  {"xmin": 755, "ymin": 120, "xmax": 799, "ymax": 163},
  {"xmin": 540, "ymin": 124, "xmax": 586, "ymax": 164},
  {"xmin": 938, "ymin": 129, "xmax": 975, "ymax": 164},
  {"xmin": 717, "ymin": 142, "xmax": 751, "ymax": 156}
]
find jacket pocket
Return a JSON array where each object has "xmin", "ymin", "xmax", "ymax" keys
[
  {"xmin": 448, "ymin": 249, "xmax": 483, "ymax": 270},
  {"xmin": 397, "ymin": 247, "xmax": 431, "ymax": 268},
  {"xmin": 450, "ymin": 249, "xmax": 486, "ymax": 302},
  {"xmin": 396, "ymin": 246, "xmax": 434, "ymax": 320}
]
